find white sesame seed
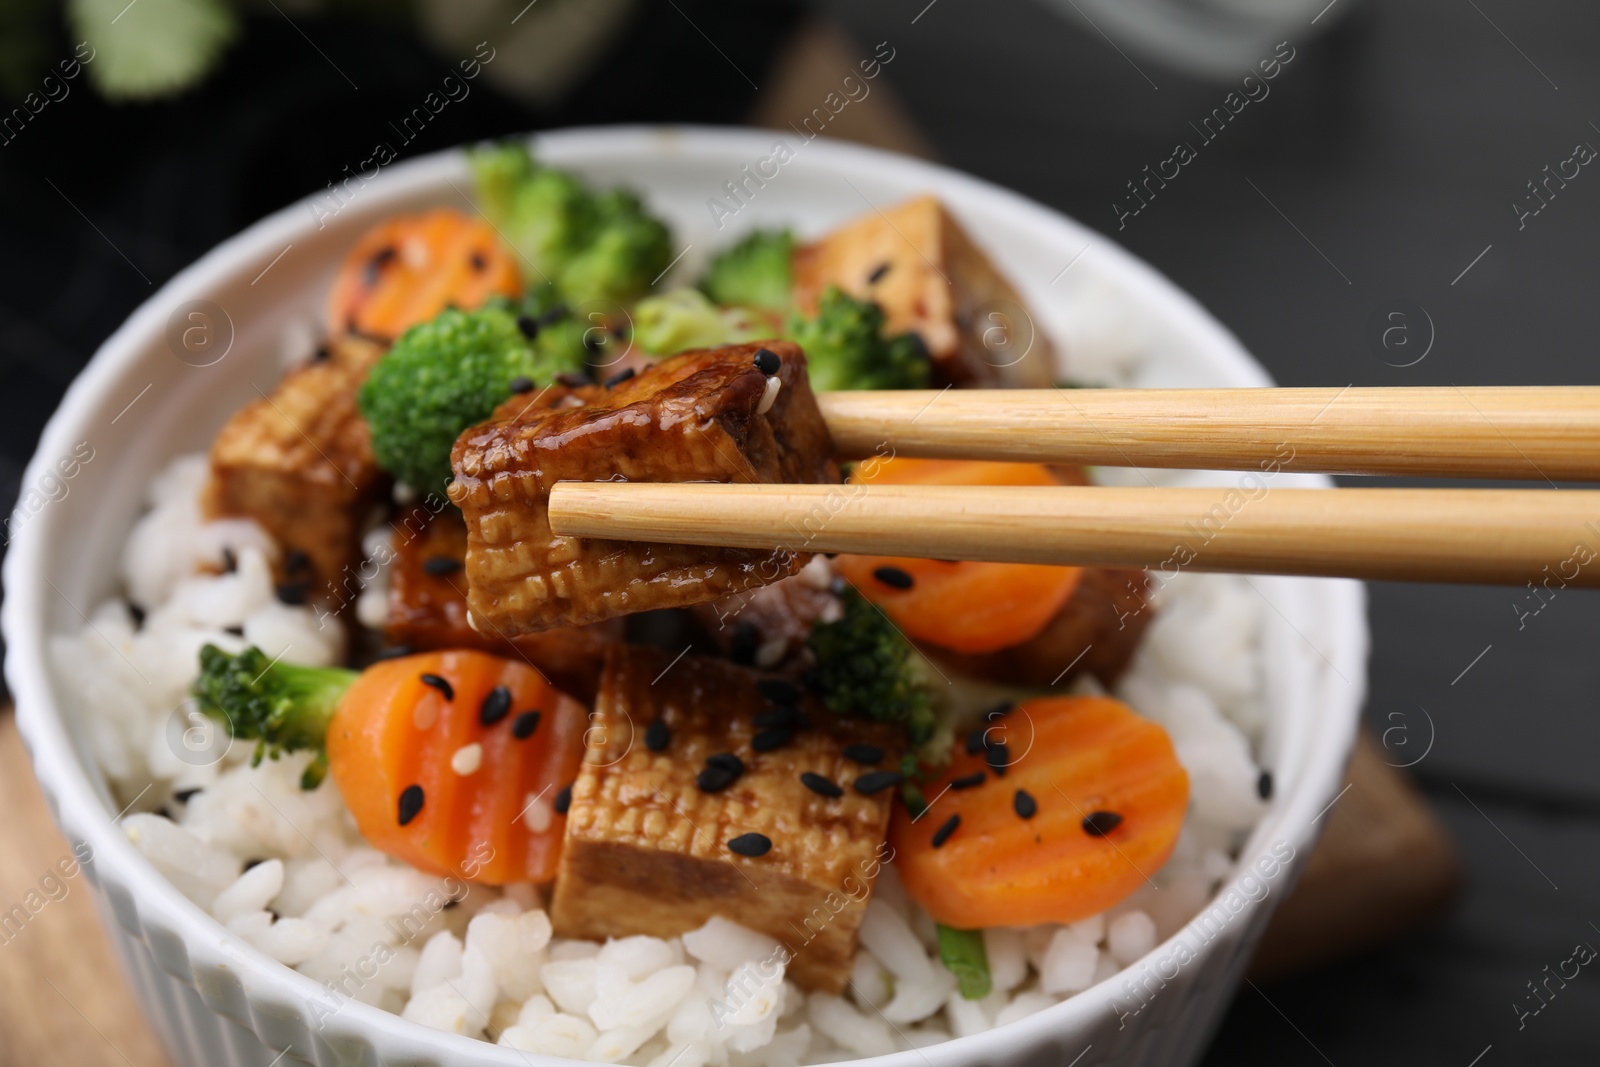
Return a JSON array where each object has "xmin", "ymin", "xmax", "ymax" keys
[
  {"xmin": 756, "ymin": 375, "xmax": 782, "ymax": 415},
  {"xmin": 523, "ymin": 794, "xmax": 552, "ymax": 833},
  {"xmin": 450, "ymin": 743, "xmax": 483, "ymax": 776}
]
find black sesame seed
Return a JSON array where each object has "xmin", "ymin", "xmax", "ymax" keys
[
  {"xmin": 800, "ymin": 772, "xmax": 844, "ymax": 798},
  {"xmin": 423, "ymin": 556, "xmax": 462, "ymax": 576},
  {"xmin": 243, "ymin": 857, "xmax": 265, "ymax": 872},
  {"xmin": 224, "ymin": 625, "xmax": 244, "ymax": 637},
  {"xmin": 752, "ymin": 727, "xmax": 793, "ymax": 752},
  {"xmin": 950, "ymin": 771, "xmax": 987, "ymax": 791},
  {"xmin": 1257, "ymin": 770, "xmax": 1274, "ymax": 800},
  {"xmin": 128, "ymin": 602, "xmax": 146, "ymax": 628},
  {"xmin": 963, "ymin": 729, "xmax": 989, "ymax": 757},
  {"xmin": 173, "ymin": 787, "xmax": 202, "ymax": 804},
  {"xmin": 645, "ymin": 719, "xmax": 670, "ymax": 752},
  {"xmin": 221, "ymin": 547, "xmax": 237, "ymax": 574},
  {"xmin": 984, "ymin": 701, "xmax": 1016, "ymax": 722},
  {"xmin": 477, "ymin": 685, "xmax": 511, "ymax": 726},
  {"xmin": 872, "ymin": 566, "xmax": 914, "ymax": 590},
  {"xmin": 516, "ymin": 314, "xmax": 541, "ymax": 339},
  {"xmin": 538, "ymin": 304, "xmax": 570, "ymax": 326},
  {"xmin": 757, "ymin": 679, "xmax": 800, "ymax": 705},
  {"xmin": 275, "ymin": 580, "xmax": 312, "ymax": 606},
  {"xmin": 753, "ymin": 706, "xmax": 796, "ymax": 729},
  {"xmin": 866, "ymin": 261, "xmax": 892, "ymax": 284},
  {"xmin": 442, "ymin": 898, "xmax": 460, "ymax": 910},
  {"xmin": 512, "ymin": 711, "xmax": 542, "ymax": 740},
  {"xmin": 728, "ymin": 832, "xmax": 772, "ymax": 857},
  {"xmin": 707, "ymin": 752, "xmax": 745, "ymax": 776},
  {"xmin": 854, "ymin": 770, "xmax": 902, "ymax": 796},
  {"xmin": 1082, "ymin": 810, "xmax": 1124, "ymax": 837},
  {"xmin": 843, "ymin": 744, "xmax": 885, "ymax": 765},
  {"xmin": 1014, "ymin": 789, "xmax": 1038, "ymax": 820},
  {"xmin": 556, "ymin": 370, "xmax": 594, "ymax": 388},
  {"xmin": 374, "ymin": 644, "xmax": 415, "ymax": 661},
  {"xmin": 986, "ymin": 742, "xmax": 1011, "ymax": 778},
  {"xmin": 931, "ymin": 814, "xmax": 961, "ymax": 849},
  {"xmin": 469, "ymin": 251, "xmax": 487, "ymax": 272},
  {"xmin": 729, "ymin": 622, "xmax": 760, "ymax": 665},
  {"xmin": 752, "ymin": 348, "xmax": 782, "ymax": 376},
  {"xmin": 398, "ymin": 784, "xmax": 425, "ymax": 826},
  {"xmin": 284, "ymin": 549, "xmax": 311, "ymax": 575},
  {"xmin": 698, "ymin": 766, "xmax": 738, "ymax": 793},
  {"xmin": 312, "ymin": 344, "xmax": 331, "ymax": 362},
  {"xmin": 553, "ymin": 784, "xmax": 572, "ymax": 815},
  {"xmin": 584, "ymin": 334, "xmax": 604, "ymax": 355},
  {"xmin": 508, "ymin": 376, "xmax": 536, "ymax": 395},
  {"xmin": 604, "ymin": 367, "xmax": 636, "ymax": 388},
  {"xmin": 420, "ymin": 673, "xmax": 455, "ymax": 701}
]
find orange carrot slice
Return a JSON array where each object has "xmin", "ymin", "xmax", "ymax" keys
[
  {"xmin": 831, "ymin": 459, "xmax": 1084, "ymax": 653},
  {"xmin": 890, "ymin": 695, "xmax": 1189, "ymax": 928},
  {"xmin": 326, "ymin": 650, "xmax": 586, "ymax": 884},
  {"xmin": 325, "ymin": 209, "xmax": 521, "ymax": 341}
]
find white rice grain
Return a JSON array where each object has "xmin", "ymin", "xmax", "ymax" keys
[
  {"xmin": 211, "ymin": 858, "xmax": 284, "ymax": 923},
  {"xmin": 1039, "ymin": 931, "xmax": 1099, "ymax": 995}
]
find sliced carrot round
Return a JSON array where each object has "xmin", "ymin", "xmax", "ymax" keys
[
  {"xmin": 832, "ymin": 459, "xmax": 1083, "ymax": 653},
  {"xmin": 326, "ymin": 650, "xmax": 586, "ymax": 884},
  {"xmin": 326, "ymin": 209, "xmax": 521, "ymax": 341},
  {"xmin": 890, "ymin": 696, "xmax": 1189, "ymax": 929}
]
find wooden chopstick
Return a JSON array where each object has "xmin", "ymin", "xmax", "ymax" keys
[
  {"xmin": 547, "ymin": 482, "xmax": 1600, "ymax": 587},
  {"xmin": 816, "ymin": 387, "xmax": 1600, "ymax": 480}
]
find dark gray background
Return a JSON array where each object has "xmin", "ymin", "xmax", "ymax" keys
[{"xmin": 2, "ymin": 1, "xmax": 1596, "ymax": 1063}]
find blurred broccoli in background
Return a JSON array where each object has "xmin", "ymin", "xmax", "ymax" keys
[
  {"xmin": 632, "ymin": 288, "xmax": 777, "ymax": 355},
  {"xmin": 786, "ymin": 286, "xmax": 931, "ymax": 392},
  {"xmin": 358, "ymin": 304, "xmax": 585, "ymax": 494},
  {"xmin": 700, "ymin": 229, "xmax": 794, "ymax": 312},
  {"xmin": 469, "ymin": 143, "xmax": 672, "ymax": 307}
]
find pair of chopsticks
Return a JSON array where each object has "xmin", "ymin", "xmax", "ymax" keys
[{"xmin": 546, "ymin": 387, "xmax": 1600, "ymax": 586}]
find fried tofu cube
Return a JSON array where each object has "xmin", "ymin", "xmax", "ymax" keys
[
  {"xmin": 204, "ymin": 336, "xmax": 388, "ymax": 600},
  {"xmin": 448, "ymin": 341, "xmax": 840, "ymax": 636},
  {"xmin": 548, "ymin": 645, "xmax": 900, "ymax": 992},
  {"xmin": 384, "ymin": 503, "xmax": 620, "ymax": 700},
  {"xmin": 792, "ymin": 194, "xmax": 1057, "ymax": 388}
]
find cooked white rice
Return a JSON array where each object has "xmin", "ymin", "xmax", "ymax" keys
[{"xmin": 52, "ymin": 319, "xmax": 1273, "ymax": 1064}]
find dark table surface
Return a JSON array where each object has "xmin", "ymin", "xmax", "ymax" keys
[{"xmin": 3, "ymin": 1, "xmax": 1597, "ymax": 1063}]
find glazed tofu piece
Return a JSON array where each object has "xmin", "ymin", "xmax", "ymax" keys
[
  {"xmin": 204, "ymin": 336, "xmax": 389, "ymax": 600},
  {"xmin": 384, "ymin": 503, "xmax": 620, "ymax": 700},
  {"xmin": 549, "ymin": 644, "xmax": 900, "ymax": 992},
  {"xmin": 691, "ymin": 564, "xmax": 843, "ymax": 673},
  {"xmin": 448, "ymin": 341, "xmax": 840, "ymax": 636},
  {"xmin": 792, "ymin": 194, "xmax": 1056, "ymax": 389}
]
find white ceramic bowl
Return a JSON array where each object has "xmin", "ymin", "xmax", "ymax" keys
[{"xmin": 3, "ymin": 126, "xmax": 1366, "ymax": 1067}]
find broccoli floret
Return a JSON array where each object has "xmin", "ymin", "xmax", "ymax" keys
[
  {"xmin": 468, "ymin": 143, "xmax": 672, "ymax": 307},
  {"xmin": 358, "ymin": 305, "xmax": 584, "ymax": 495},
  {"xmin": 192, "ymin": 644, "xmax": 356, "ymax": 789},
  {"xmin": 787, "ymin": 286, "xmax": 931, "ymax": 392},
  {"xmin": 807, "ymin": 589, "xmax": 936, "ymax": 747},
  {"xmin": 467, "ymin": 142, "xmax": 537, "ymax": 228},
  {"xmin": 560, "ymin": 205, "xmax": 673, "ymax": 306},
  {"xmin": 503, "ymin": 168, "xmax": 598, "ymax": 286},
  {"xmin": 632, "ymin": 288, "xmax": 777, "ymax": 355},
  {"xmin": 701, "ymin": 229, "xmax": 794, "ymax": 311}
]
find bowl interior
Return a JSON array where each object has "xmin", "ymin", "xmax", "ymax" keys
[{"xmin": 3, "ymin": 126, "xmax": 1366, "ymax": 1065}]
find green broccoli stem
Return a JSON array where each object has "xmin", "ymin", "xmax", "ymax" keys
[
  {"xmin": 936, "ymin": 924, "xmax": 994, "ymax": 1000},
  {"xmin": 192, "ymin": 644, "xmax": 357, "ymax": 790}
]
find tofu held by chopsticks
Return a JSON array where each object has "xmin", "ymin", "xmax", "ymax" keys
[{"xmin": 448, "ymin": 342, "xmax": 840, "ymax": 636}]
